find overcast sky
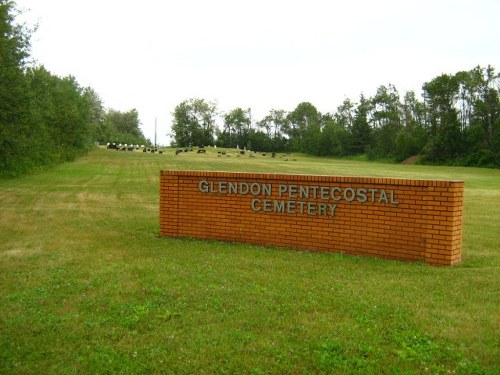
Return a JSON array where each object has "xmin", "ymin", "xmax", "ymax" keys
[{"xmin": 15, "ymin": 0, "xmax": 500, "ymax": 145}]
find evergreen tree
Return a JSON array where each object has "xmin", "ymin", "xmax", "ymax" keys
[
  {"xmin": 422, "ymin": 74, "xmax": 463, "ymax": 162},
  {"xmin": 0, "ymin": 0, "xmax": 32, "ymax": 175},
  {"xmin": 348, "ymin": 95, "xmax": 372, "ymax": 155}
]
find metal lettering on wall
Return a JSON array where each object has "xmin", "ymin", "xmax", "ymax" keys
[{"xmin": 198, "ymin": 180, "xmax": 399, "ymax": 217}]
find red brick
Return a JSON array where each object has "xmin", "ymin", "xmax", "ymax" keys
[{"xmin": 160, "ymin": 172, "xmax": 463, "ymax": 266}]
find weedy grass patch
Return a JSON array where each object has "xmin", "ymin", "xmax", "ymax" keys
[{"xmin": 0, "ymin": 148, "xmax": 499, "ymax": 374}]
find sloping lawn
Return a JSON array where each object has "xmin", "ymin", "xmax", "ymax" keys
[{"xmin": 1, "ymin": 148, "xmax": 498, "ymax": 374}]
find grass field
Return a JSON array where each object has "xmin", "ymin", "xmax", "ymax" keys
[{"xmin": 1, "ymin": 148, "xmax": 499, "ymax": 374}]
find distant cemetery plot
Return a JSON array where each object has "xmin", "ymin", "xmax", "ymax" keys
[
  {"xmin": 106, "ymin": 143, "xmax": 166, "ymax": 154},
  {"xmin": 104, "ymin": 143, "xmax": 297, "ymax": 162},
  {"xmin": 106, "ymin": 143, "xmax": 142, "ymax": 151},
  {"xmin": 168, "ymin": 145, "xmax": 297, "ymax": 161}
]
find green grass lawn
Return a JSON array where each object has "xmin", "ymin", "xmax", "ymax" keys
[{"xmin": 1, "ymin": 148, "xmax": 499, "ymax": 374}]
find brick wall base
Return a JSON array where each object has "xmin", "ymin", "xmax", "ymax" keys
[{"xmin": 160, "ymin": 171, "xmax": 463, "ymax": 266}]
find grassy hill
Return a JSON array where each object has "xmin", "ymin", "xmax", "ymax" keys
[{"xmin": 1, "ymin": 147, "xmax": 499, "ymax": 374}]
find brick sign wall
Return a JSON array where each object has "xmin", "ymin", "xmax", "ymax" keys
[{"xmin": 160, "ymin": 171, "xmax": 464, "ymax": 266}]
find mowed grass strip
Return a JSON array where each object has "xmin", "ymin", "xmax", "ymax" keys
[{"xmin": 0, "ymin": 148, "xmax": 499, "ymax": 374}]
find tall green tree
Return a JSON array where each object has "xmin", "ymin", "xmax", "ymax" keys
[
  {"xmin": 476, "ymin": 66, "xmax": 500, "ymax": 150},
  {"xmin": 369, "ymin": 84, "xmax": 402, "ymax": 158},
  {"xmin": 0, "ymin": 0, "xmax": 33, "ymax": 175},
  {"xmin": 395, "ymin": 90, "xmax": 428, "ymax": 161},
  {"xmin": 257, "ymin": 109, "xmax": 288, "ymax": 151},
  {"xmin": 317, "ymin": 114, "xmax": 350, "ymax": 156},
  {"xmin": 219, "ymin": 107, "xmax": 252, "ymax": 148},
  {"xmin": 422, "ymin": 74, "xmax": 462, "ymax": 162},
  {"xmin": 25, "ymin": 66, "xmax": 59, "ymax": 164},
  {"xmin": 286, "ymin": 102, "xmax": 321, "ymax": 153},
  {"xmin": 104, "ymin": 109, "xmax": 146, "ymax": 145},
  {"xmin": 455, "ymin": 66, "xmax": 500, "ymax": 165},
  {"xmin": 348, "ymin": 95, "xmax": 372, "ymax": 155},
  {"xmin": 171, "ymin": 98, "xmax": 217, "ymax": 147},
  {"xmin": 245, "ymin": 128, "xmax": 270, "ymax": 152},
  {"xmin": 27, "ymin": 67, "xmax": 96, "ymax": 160},
  {"xmin": 83, "ymin": 87, "xmax": 105, "ymax": 143},
  {"xmin": 334, "ymin": 98, "xmax": 355, "ymax": 130},
  {"xmin": 50, "ymin": 75, "xmax": 95, "ymax": 158}
]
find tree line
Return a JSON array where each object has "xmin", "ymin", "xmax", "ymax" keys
[
  {"xmin": 2, "ymin": 0, "xmax": 499, "ymax": 178},
  {"xmin": 0, "ymin": 1, "xmax": 148, "ymax": 177},
  {"xmin": 172, "ymin": 66, "xmax": 500, "ymax": 167}
]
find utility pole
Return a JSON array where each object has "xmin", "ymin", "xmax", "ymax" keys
[{"xmin": 154, "ymin": 117, "xmax": 157, "ymax": 148}]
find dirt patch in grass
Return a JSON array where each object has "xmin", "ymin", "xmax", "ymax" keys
[
  {"xmin": 1, "ymin": 246, "xmax": 42, "ymax": 258},
  {"xmin": 401, "ymin": 155, "xmax": 420, "ymax": 164}
]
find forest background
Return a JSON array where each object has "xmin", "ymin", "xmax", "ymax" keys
[{"xmin": 1, "ymin": 0, "xmax": 499, "ymax": 178}]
